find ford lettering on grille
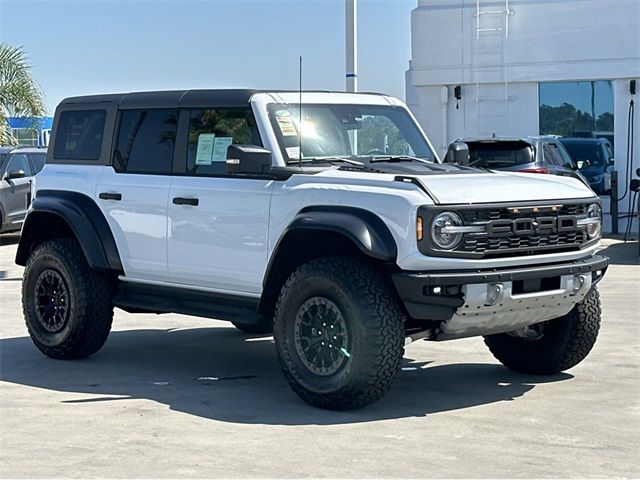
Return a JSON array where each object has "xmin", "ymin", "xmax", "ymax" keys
[{"xmin": 487, "ymin": 215, "xmax": 578, "ymax": 237}]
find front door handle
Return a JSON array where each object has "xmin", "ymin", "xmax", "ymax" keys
[
  {"xmin": 172, "ymin": 197, "xmax": 199, "ymax": 206},
  {"xmin": 99, "ymin": 192, "xmax": 122, "ymax": 201}
]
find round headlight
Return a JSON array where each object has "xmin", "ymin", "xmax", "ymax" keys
[
  {"xmin": 586, "ymin": 204, "xmax": 602, "ymax": 239},
  {"xmin": 431, "ymin": 211, "xmax": 464, "ymax": 250}
]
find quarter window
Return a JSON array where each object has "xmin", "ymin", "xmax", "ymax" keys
[
  {"xmin": 30, "ymin": 153, "xmax": 46, "ymax": 173},
  {"xmin": 542, "ymin": 143, "xmax": 564, "ymax": 166},
  {"xmin": 186, "ymin": 108, "xmax": 260, "ymax": 175},
  {"xmin": 53, "ymin": 110, "xmax": 106, "ymax": 160},
  {"xmin": 114, "ymin": 109, "xmax": 178, "ymax": 174}
]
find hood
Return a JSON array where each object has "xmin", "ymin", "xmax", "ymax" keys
[{"xmin": 414, "ymin": 171, "xmax": 596, "ymax": 205}]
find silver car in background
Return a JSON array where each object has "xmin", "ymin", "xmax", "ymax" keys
[{"xmin": 0, "ymin": 147, "xmax": 47, "ymax": 233}]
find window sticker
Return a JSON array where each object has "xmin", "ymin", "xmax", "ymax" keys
[
  {"xmin": 276, "ymin": 114, "xmax": 298, "ymax": 137},
  {"xmin": 195, "ymin": 133, "xmax": 215, "ymax": 165},
  {"xmin": 286, "ymin": 146, "xmax": 300, "ymax": 159},
  {"xmin": 212, "ymin": 137, "xmax": 233, "ymax": 162}
]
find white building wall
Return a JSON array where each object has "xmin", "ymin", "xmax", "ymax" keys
[{"xmin": 407, "ymin": 0, "xmax": 640, "ymax": 233}]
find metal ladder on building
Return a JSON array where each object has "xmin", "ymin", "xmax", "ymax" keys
[{"xmin": 474, "ymin": 0, "xmax": 514, "ymax": 136}]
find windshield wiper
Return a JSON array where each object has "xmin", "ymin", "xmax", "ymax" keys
[
  {"xmin": 369, "ymin": 155, "xmax": 431, "ymax": 164},
  {"xmin": 287, "ymin": 156, "xmax": 364, "ymax": 166}
]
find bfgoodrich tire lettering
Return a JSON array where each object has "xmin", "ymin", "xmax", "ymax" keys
[
  {"xmin": 484, "ymin": 287, "xmax": 601, "ymax": 374},
  {"xmin": 22, "ymin": 238, "xmax": 114, "ymax": 359},
  {"xmin": 274, "ymin": 257, "xmax": 405, "ymax": 410}
]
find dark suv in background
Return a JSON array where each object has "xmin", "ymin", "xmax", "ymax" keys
[
  {"xmin": 0, "ymin": 146, "xmax": 47, "ymax": 233},
  {"xmin": 559, "ymin": 138, "xmax": 614, "ymax": 195},
  {"xmin": 446, "ymin": 136, "xmax": 589, "ymax": 187}
]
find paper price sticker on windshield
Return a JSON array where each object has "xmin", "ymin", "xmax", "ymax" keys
[
  {"xmin": 195, "ymin": 133, "xmax": 215, "ymax": 165},
  {"xmin": 212, "ymin": 137, "xmax": 233, "ymax": 162},
  {"xmin": 276, "ymin": 115, "xmax": 298, "ymax": 136},
  {"xmin": 286, "ymin": 147, "xmax": 300, "ymax": 159}
]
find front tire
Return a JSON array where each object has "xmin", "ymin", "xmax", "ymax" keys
[
  {"xmin": 274, "ymin": 257, "xmax": 405, "ymax": 410},
  {"xmin": 484, "ymin": 287, "xmax": 601, "ymax": 374},
  {"xmin": 22, "ymin": 238, "xmax": 114, "ymax": 359}
]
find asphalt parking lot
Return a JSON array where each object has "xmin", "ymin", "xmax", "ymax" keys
[{"xmin": 0, "ymin": 234, "xmax": 638, "ymax": 479}]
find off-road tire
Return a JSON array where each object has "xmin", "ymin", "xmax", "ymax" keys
[
  {"xmin": 22, "ymin": 238, "xmax": 114, "ymax": 359},
  {"xmin": 274, "ymin": 257, "xmax": 405, "ymax": 410},
  {"xmin": 232, "ymin": 316, "xmax": 273, "ymax": 334},
  {"xmin": 484, "ymin": 287, "xmax": 601, "ymax": 374}
]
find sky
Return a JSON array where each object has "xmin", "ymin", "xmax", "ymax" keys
[{"xmin": 0, "ymin": 0, "xmax": 416, "ymax": 115}]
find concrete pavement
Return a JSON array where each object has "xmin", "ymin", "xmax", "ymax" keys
[{"xmin": 1, "ymin": 234, "xmax": 638, "ymax": 478}]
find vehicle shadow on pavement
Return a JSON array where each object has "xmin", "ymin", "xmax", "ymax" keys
[
  {"xmin": 598, "ymin": 241, "xmax": 639, "ymax": 266},
  {"xmin": 0, "ymin": 327, "xmax": 572, "ymax": 425}
]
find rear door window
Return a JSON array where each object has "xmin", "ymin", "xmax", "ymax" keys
[
  {"xmin": 114, "ymin": 109, "xmax": 179, "ymax": 174},
  {"xmin": 53, "ymin": 110, "xmax": 106, "ymax": 160}
]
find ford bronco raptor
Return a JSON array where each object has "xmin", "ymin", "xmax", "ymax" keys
[{"xmin": 17, "ymin": 90, "xmax": 608, "ymax": 410}]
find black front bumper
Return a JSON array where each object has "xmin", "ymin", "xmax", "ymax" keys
[{"xmin": 392, "ymin": 254, "xmax": 609, "ymax": 321}]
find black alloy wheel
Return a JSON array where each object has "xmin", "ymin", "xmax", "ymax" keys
[{"xmin": 34, "ymin": 269, "xmax": 70, "ymax": 333}]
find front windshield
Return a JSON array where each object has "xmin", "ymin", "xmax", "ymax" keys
[
  {"xmin": 561, "ymin": 142, "xmax": 605, "ymax": 168},
  {"xmin": 268, "ymin": 104, "xmax": 436, "ymax": 163}
]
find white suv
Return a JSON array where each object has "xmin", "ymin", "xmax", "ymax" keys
[{"xmin": 16, "ymin": 90, "xmax": 608, "ymax": 410}]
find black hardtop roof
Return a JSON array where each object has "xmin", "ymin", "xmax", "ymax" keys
[{"xmin": 59, "ymin": 89, "xmax": 388, "ymax": 109}]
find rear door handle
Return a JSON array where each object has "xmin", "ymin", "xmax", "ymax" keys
[
  {"xmin": 99, "ymin": 192, "xmax": 122, "ymax": 201},
  {"xmin": 172, "ymin": 197, "xmax": 199, "ymax": 206}
]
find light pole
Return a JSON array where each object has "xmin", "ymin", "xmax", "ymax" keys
[{"xmin": 346, "ymin": 0, "xmax": 357, "ymax": 92}]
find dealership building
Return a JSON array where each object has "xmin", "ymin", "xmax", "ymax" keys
[{"xmin": 405, "ymin": 0, "xmax": 639, "ymax": 233}]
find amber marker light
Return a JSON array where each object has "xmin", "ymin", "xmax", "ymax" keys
[{"xmin": 417, "ymin": 216, "xmax": 424, "ymax": 241}]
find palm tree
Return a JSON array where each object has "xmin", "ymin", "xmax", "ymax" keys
[{"xmin": 0, "ymin": 43, "xmax": 45, "ymax": 145}]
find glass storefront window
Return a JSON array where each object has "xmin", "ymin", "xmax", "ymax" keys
[
  {"xmin": 539, "ymin": 80, "xmax": 614, "ymax": 148},
  {"xmin": 540, "ymin": 81, "xmax": 615, "ymax": 196}
]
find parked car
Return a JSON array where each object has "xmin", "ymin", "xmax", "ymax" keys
[
  {"xmin": 559, "ymin": 137, "xmax": 614, "ymax": 195},
  {"xmin": 16, "ymin": 90, "xmax": 607, "ymax": 410},
  {"xmin": 0, "ymin": 146, "xmax": 47, "ymax": 233},
  {"xmin": 446, "ymin": 136, "xmax": 589, "ymax": 187}
]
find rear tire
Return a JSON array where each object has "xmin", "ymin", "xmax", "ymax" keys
[
  {"xmin": 484, "ymin": 287, "xmax": 601, "ymax": 374},
  {"xmin": 22, "ymin": 238, "xmax": 114, "ymax": 359},
  {"xmin": 274, "ymin": 257, "xmax": 405, "ymax": 410}
]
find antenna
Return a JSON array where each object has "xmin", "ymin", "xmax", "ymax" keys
[{"xmin": 299, "ymin": 55, "xmax": 303, "ymax": 167}]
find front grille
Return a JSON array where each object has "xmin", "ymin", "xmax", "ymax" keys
[
  {"xmin": 459, "ymin": 203, "xmax": 588, "ymax": 223},
  {"xmin": 460, "ymin": 230, "xmax": 588, "ymax": 256},
  {"xmin": 457, "ymin": 202, "xmax": 591, "ymax": 257},
  {"xmin": 418, "ymin": 200, "xmax": 597, "ymax": 259}
]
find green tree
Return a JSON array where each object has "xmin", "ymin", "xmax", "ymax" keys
[{"xmin": 0, "ymin": 43, "xmax": 45, "ymax": 145}]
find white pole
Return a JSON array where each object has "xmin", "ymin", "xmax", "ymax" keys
[{"xmin": 346, "ymin": 0, "xmax": 357, "ymax": 92}]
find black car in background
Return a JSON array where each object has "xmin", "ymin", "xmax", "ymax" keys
[
  {"xmin": 559, "ymin": 138, "xmax": 614, "ymax": 195},
  {"xmin": 446, "ymin": 136, "xmax": 590, "ymax": 187}
]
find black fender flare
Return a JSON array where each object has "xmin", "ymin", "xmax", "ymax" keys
[
  {"xmin": 263, "ymin": 205, "xmax": 397, "ymax": 287},
  {"xmin": 15, "ymin": 190, "xmax": 123, "ymax": 273}
]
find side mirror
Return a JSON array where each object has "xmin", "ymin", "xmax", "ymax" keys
[
  {"xmin": 608, "ymin": 159, "xmax": 615, "ymax": 166},
  {"xmin": 575, "ymin": 158, "xmax": 590, "ymax": 169},
  {"xmin": 445, "ymin": 141, "xmax": 470, "ymax": 166},
  {"xmin": 226, "ymin": 145, "xmax": 273, "ymax": 175},
  {"xmin": 4, "ymin": 169, "xmax": 26, "ymax": 181}
]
